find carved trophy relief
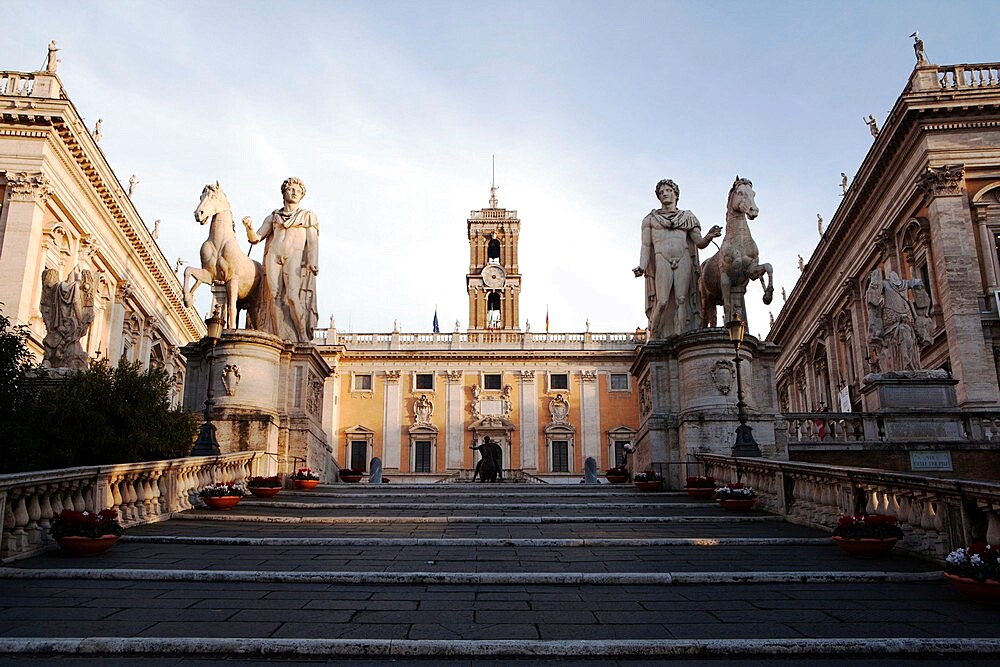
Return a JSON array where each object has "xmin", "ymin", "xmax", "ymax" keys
[
  {"xmin": 549, "ymin": 393, "xmax": 569, "ymax": 424},
  {"xmin": 639, "ymin": 378, "xmax": 652, "ymax": 418},
  {"xmin": 307, "ymin": 378, "xmax": 323, "ymax": 416},
  {"xmin": 221, "ymin": 364, "xmax": 241, "ymax": 396},
  {"xmin": 414, "ymin": 394, "xmax": 434, "ymax": 425}
]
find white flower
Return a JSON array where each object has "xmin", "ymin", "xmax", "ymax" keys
[
  {"xmin": 946, "ymin": 548, "xmax": 968, "ymax": 565},
  {"xmin": 970, "ymin": 554, "xmax": 983, "ymax": 566}
]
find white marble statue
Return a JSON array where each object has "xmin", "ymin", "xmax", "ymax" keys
[
  {"xmin": 840, "ymin": 173, "xmax": 848, "ymax": 195},
  {"xmin": 152, "ymin": 219, "xmax": 160, "ymax": 240},
  {"xmin": 910, "ymin": 31, "xmax": 928, "ymax": 65},
  {"xmin": 46, "ymin": 41, "xmax": 59, "ymax": 73},
  {"xmin": 634, "ymin": 179, "xmax": 721, "ymax": 338},
  {"xmin": 243, "ymin": 177, "xmax": 320, "ymax": 343},
  {"xmin": 865, "ymin": 115, "xmax": 879, "ymax": 138},
  {"xmin": 92, "ymin": 118, "xmax": 102, "ymax": 143},
  {"xmin": 40, "ymin": 268, "xmax": 96, "ymax": 371},
  {"xmin": 817, "ymin": 213, "xmax": 824, "ymax": 236},
  {"xmin": 865, "ymin": 268, "xmax": 933, "ymax": 372},
  {"xmin": 127, "ymin": 175, "xmax": 138, "ymax": 197}
]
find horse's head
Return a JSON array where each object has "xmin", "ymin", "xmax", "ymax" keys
[
  {"xmin": 728, "ymin": 176, "xmax": 758, "ymax": 220},
  {"xmin": 194, "ymin": 181, "xmax": 230, "ymax": 224}
]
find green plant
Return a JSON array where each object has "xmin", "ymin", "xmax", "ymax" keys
[
  {"xmin": 49, "ymin": 508, "xmax": 125, "ymax": 539},
  {"xmin": 3, "ymin": 358, "xmax": 198, "ymax": 473},
  {"xmin": 0, "ymin": 307, "xmax": 39, "ymax": 459}
]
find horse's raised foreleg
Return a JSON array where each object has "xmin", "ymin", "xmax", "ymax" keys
[
  {"xmin": 183, "ymin": 266, "xmax": 214, "ymax": 309},
  {"xmin": 753, "ymin": 262, "xmax": 774, "ymax": 305}
]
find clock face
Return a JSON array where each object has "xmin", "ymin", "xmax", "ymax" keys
[{"xmin": 481, "ymin": 265, "xmax": 506, "ymax": 288}]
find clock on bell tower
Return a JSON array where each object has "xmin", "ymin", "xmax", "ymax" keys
[{"xmin": 466, "ymin": 186, "xmax": 521, "ymax": 331}]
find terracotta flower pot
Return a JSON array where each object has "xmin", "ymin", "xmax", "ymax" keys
[
  {"xmin": 605, "ymin": 473, "xmax": 629, "ymax": 484},
  {"xmin": 943, "ymin": 573, "xmax": 1000, "ymax": 603},
  {"xmin": 634, "ymin": 480, "xmax": 664, "ymax": 491},
  {"xmin": 832, "ymin": 536, "xmax": 898, "ymax": 559},
  {"xmin": 684, "ymin": 487, "xmax": 716, "ymax": 500},
  {"xmin": 248, "ymin": 486, "xmax": 281, "ymax": 498},
  {"xmin": 717, "ymin": 498, "xmax": 757, "ymax": 511},
  {"xmin": 55, "ymin": 535, "xmax": 119, "ymax": 556},
  {"xmin": 337, "ymin": 470, "xmax": 362, "ymax": 484},
  {"xmin": 294, "ymin": 479, "xmax": 321, "ymax": 489},
  {"xmin": 202, "ymin": 495, "xmax": 242, "ymax": 510}
]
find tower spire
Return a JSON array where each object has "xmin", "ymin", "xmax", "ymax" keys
[{"xmin": 489, "ymin": 155, "xmax": 498, "ymax": 208}]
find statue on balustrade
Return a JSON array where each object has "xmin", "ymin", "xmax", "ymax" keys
[
  {"xmin": 243, "ymin": 177, "xmax": 320, "ymax": 343},
  {"xmin": 634, "ymin": 179, "xmax": 721, "ymax": 338},
  {"xmin": 865, "ymin": 268, "xmax": 933, "ymax": 372},
  {"xmin": 40, "ymin": 268, "xmax": 96, "ymax": 371}
]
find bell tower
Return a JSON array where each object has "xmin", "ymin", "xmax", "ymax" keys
[{"xmin": 466, "ymin": 185, "xmax": 521, "ymax": 331}]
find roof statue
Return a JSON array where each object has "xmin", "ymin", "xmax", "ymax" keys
[
  {"xmin": 910, "ymin": 31, "xmax": 928, "ymax": 65},
  {"xmin": 45, "ymin": 40, "xmax": 59, "ymax": 73},
  {"xmin": 864, "ymin": 114, "xmax": 879, "ymax": 138}
]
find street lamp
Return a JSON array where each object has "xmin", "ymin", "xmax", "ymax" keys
[
  {"xmin": 724, "ymin": 313, "xmax": 762, "ymax": 458},
  {"xmin": 190, "ymin": 311, "xmax": 225, "ymax": 456}
]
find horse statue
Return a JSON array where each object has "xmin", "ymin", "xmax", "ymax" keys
[
  {"xmin": 699, "ymin": 177, "xmax": 773, "ymax": 328},
  {"xmin": 182, "ymin": 182, "xmax": 263, "ymax": 330},
  {"xmin": 471, "ymin": 437, "xmax": 503, "ymax": 483}
]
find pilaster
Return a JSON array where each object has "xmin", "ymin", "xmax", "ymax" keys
[
  {"xmin": 917, "ymin": 165, "xmax": 1000, "ymax": 407},
  {"xmin": 518, "ymin": 370, "xmax": 538, "ymax": 470},
  {"xmin": 445, "ymin": 370, "xmax": 465, "ymax": 469},
  {"xmin": 0, "ymin": 171, "xmax": 52, "ymax": 325},
  {"xmin": 383, "ymin": 370, "xmax": 402, "ymax": 469},
  {"xmin": 580, "ymin": 370, "xmax": 600, "ymax": 467}
]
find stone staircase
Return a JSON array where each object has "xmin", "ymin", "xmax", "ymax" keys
[{"xmin": 1, "ymin": 483, "xmax": 998, "ymax": 664}]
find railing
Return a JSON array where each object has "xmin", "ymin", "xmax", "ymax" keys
[
  {"xmin": 698, "ymin": 454, "xmax": 1000, "ymax": 562},
  {"xmin": 313, "ymin": 329, "xmax": 641, "ymax": 351},
  {"xmin": 469, "ymin": 209, "xmax": 518, "ymax": 220},
  {"xmin": 937, "ymin": 63, "xmax": 1000, "ymax": 90},
  {"xmin": 0, "ymin": 452, "xmax": 261, "ymax": 562},
  {"xmin": 782, "ymin": 411, "xmax": 1000, "ymax": 444},
  {"xmin": 0, "ymin": 71, "xmax": 35, "ymax": 97}
]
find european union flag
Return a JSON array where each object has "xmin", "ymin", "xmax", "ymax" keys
[{"xmin": 432, "ymin": 308, "xmax": 440, "ymax": 333}]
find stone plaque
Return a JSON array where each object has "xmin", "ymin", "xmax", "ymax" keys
[
  {"xmin": 480, "ymin": 399, "xmax": 503, "ymax": 416},
  {"xmin": 909, "ymin": 451, "xmax": 953, "ymax": 472}
]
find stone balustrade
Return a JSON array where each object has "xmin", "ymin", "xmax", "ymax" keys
[
  {"xmin": 0, "ymin": 71, "xmax": 35, "ymax": 96},
  {"xmin": 698, "ymin": 454, "xmax": 1000, "ymax": 562},
  {"xmin": 0, "ymin": 452, "xmax": 260, "ymax": 562},
  {"xmin": 936, "ymin": 63, "xmax": 1000, "ymax": 89},
  {"xmin": 313, "ymin": 329, "xmax": 641, "ymax": 350},
  {"xmin": 782, "ymin": 411, "xmax": 1000, "ymax": 445}
]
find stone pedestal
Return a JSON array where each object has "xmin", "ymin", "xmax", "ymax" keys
[
  {"xmin": 861, "ymin": 370, "xmax": 963, "ymax": 440},
  {"xmin": 182, "ymin": 330, "xmax": 334, "ymax": 480},
  {"xmin": 630, "ymin": 329, "xmax": 786, "ymax": 489}
]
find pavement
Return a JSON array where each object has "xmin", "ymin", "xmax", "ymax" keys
[{"xmin": 0, "ymin": 483, "xmax": 997, "ymax": 664}]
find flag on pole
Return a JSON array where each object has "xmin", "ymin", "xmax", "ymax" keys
[
  {"xmin": 432, "ymin": 307, "xmax": 440, "ymax": 333},
  {"xmin": 545, "ymin": 305, "xmax": 549, "ymax": 333}
]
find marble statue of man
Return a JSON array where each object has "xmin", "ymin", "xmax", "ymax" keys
[
  {"xmin": 40, "ymin": 268, "xmax": 96, "ymax": 371},
  {"xmin": 633, "ymin": 179, "xmax": 721, "ymax": 339},
  {"xmin": 243, "ymin": 177, "xmax": 320, "ymax": 342},
  {"xmin": 46, "ymin": 41, "xmax": 59, "ymax": 73},
  {"xmin": 865, "ymin": 115, "xmax": 879, "ymax": 138},
  {"xmin": 865, "ymin": 268, "xmax": 933, "ymax": 372}
]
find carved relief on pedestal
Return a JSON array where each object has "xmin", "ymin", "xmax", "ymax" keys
[
  {"xmin": 222, "ymin": 364, "xmax": 241, "ymax": 396},
  {"xmin": 916, "ymin": 165, "xmax": 965, "ymax": 199},
  {"xmin": 710, "ymin": 360, "xmax": 735, "ymax": 395},
  {"xmin": 307, "ymin": 377, "xmax": 323, "ymax": 416},
  {"xmin": 639, "ymin": 378, "xmax": 652, "ymax": 418},
  {"xmin": 3, "ymin": 171, "xmax": 52, "ymax": 203}
]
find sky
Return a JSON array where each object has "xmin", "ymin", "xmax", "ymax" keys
[{"xmin": 4, "ymin": 1, "xmax": 998, "ymax": 338}]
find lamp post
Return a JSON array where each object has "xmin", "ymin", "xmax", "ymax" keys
[
  {"xmin": 190, "ymin": 311, "xmax": 225, "ymax": 456},
  {"xmin": 724, "ymin": 313, "xmax": 762, "ymax": 458}
]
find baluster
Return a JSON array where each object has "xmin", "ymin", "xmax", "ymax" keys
[
  {"xmin": 71, "ymin": 484, "xmax": 86, "ymax": 511},
  {"xmin": 38, "ymin": 486, "xmax": 54, "ymax": 542},
  {"xmin": 111, "ymin": 477, "xmax": 125, "ymax": 517},
  {"xmin": 135, "ymin": 475, "xmax": 149, "ymax": 523},
  {"xmin": 26, "ymin": 492, "xmax": 43, "ymax": 549},
  {"xmin": 8, "ymin": 494, "xmax": 29, "ymax": 557}
]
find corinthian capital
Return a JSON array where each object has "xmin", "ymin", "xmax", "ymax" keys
[
  {"xmin": 916, "ymin": 165, "xmax": 965, "ymax": 200},
  {"xmin": 4, "ymin": 171, "xmax": 52, "ymax": 203}
]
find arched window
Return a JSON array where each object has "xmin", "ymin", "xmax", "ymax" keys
[
  {"xmin": 487, "ymin": 238, "xmax": 501, "ymax": 264},
  {"xmin": 486, "ymin": 291, "xmax": 501, "ymax": 329}
]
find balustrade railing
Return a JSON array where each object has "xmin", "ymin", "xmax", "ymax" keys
[
  {"xmin": 698, "ymin": 454, "xmax": 1000, "ymax": 562},
  {"xmin": 313, "ymin": 329, "xmax": 640, "ymax": 350},
  {"xmin": 0, "ymin": 71, "xmax": 35, "ymax": 97},
  {"xmin": 0, "ymin": 452, "xmax": 260, "ymax": 562},
  {"xmin": 782, "ymin": 411, "xmax": 1000, "ymax": 444},
  {"xmin": 937, "ymin": 63, "xmax": 1000, "ymax": 90}
]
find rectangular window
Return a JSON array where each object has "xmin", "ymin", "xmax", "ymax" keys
[
  {"xmin": 415, "ymin": 373, "xmax": 434, "ymax": 390},
  {"xmin": 484, "ymin": 373, "xmax": 502, "ymax": 390},
  {"xmin": 414, "ymin": 441, "xmax": 432, "ymax": 472},
  {"xmin": 549, "ymin": 373, "xmax": 569, "ymax": 391},
  {"xmin": 614, "ymin": 441, "xmax": 629, "ymax": 467},
  {"xmin": 609, "ymin": 373, "xmax": 629, "ymax": 391},
  {"xmin": 353, "ymin": 373, "xmax": 373, "ymax": 391},
  {"xmin": 552, "ymin": 441, "xmax": 569, "ymax": 472},
  {"xmin": 350, "ymin": 441, "xmax": 367, "ymax": 471}
]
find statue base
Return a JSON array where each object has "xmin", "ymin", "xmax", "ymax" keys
[
  {"xmin": 630, "ymin": 329, "xmax": 786, "ymax": 489},
  {"xmin": 181, "ymin": 330, "xmax": 334, "ymax": 480},
  {"xmin": 862, "ymin": 370, "xmax": 957, "ymax": 411}
]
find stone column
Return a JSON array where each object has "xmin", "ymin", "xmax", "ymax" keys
[
  {"xmin": 383, "ymin": 370, "xmax": 402, "ymax": 469},
  {"xmin": 580, "ymin": 370, "xmax": 601, "ymax": 466},
  {"xmin": 917, "ymin": 165, "xmax": 1000, "ymax": 407},
  {"xmin": 972, "ymin": 202, "xmax": 998, "ymax": 292},
  {"xmin": 518, "ymin": 370, "xmax": 538, "ymax": 470},
  {"xmin": 0, "ymin": 171, "xmax": 52, "ymax": 325},
  {"xmin": 108, "ymin": 282, "xmax": 131, "ymax": 361},
  {"xmin": 445, "ymin": 370, "xmax": 465, "ymax": 469}
]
